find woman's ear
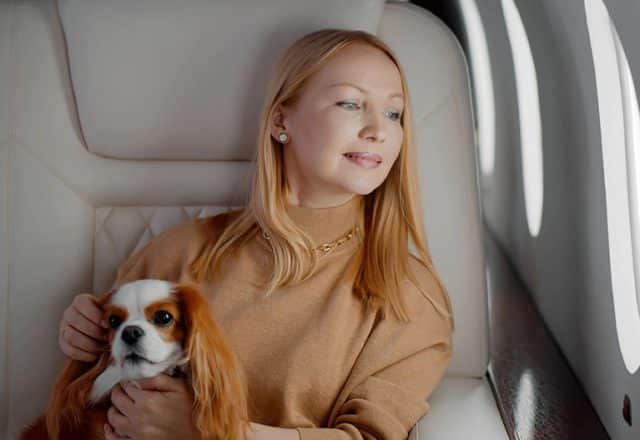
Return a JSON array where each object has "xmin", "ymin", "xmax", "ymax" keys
[
  {"xmin": 174, "ymin": 284, "xmax": 251, "ymax": 440},
  {"xmin": 270, "ymin": 106, "xmax": 290, "ymax": 142}
]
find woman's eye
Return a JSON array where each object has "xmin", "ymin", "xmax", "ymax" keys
[
  {"xmin": 337, "ymin": 101, "xmax": 360, "ymax": 110},
  {"xmin": 338, "ymin": 101, "xmax": 401, "ymax": 121},
  {"xmin": 108, "ymin": 315, "xmax": 122, "ymax": 329},
  {"xmin": 153, "ymin": 310, "xmax": 174, "ymax": 327},
  {"xmin": 385, "ymin": 110, "xmax": 401, "ymax": 121}
]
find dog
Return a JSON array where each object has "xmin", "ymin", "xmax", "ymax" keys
[{"xmin": 20, "ymin": 279, "xmax": 250, "ymax": 440}]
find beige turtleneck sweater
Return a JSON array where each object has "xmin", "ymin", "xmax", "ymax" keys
[{"xmin": 111, "ymin": 195, "xmax": 453, "ymax": 440}]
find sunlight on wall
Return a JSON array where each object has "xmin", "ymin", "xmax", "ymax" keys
[
  {"xmin": 612, "ymin": 11, "xmax": 640, "ymax": 339},
  {"xmin": 459, "ymin": 0, "xmax": 496, "ymax": 178},
  {"xmin": 501, "ymin": 0, "xmax": 544, "ymax": 238},
  {"xmin": 585, "ymin": 0, "xmax": 640, "ymax": 374}
]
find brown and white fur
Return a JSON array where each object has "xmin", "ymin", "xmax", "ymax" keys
[{"xmin": 20, "ymin": 279, "xmax": 250, "ymax": 440}]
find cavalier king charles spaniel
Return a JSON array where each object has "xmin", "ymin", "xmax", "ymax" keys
[{"xmin": 20, "ymin": 279, "xmax": 250, "ymax": 440}]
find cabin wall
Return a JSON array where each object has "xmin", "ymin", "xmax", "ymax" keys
[
  {"xmin": 438, "ymin": 1, "xmax": 640, "ymax": 439},
  {"xmin": 606, "ymin": 0, "xmax": 640, "ymax": 113}
]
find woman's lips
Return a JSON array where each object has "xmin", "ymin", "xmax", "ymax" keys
[{"xmin": 343, "ymin": 152, "xmax": 382, "ymax": 169}]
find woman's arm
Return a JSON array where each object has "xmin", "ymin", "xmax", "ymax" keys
[{"xmin": 245, "ymin": 422, "xmax": 300, "ymax": 440}]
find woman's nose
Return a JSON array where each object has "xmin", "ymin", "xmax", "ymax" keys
[{"xmin": 359, "ymin": 109, "xmax": 387, "ymax": 143}]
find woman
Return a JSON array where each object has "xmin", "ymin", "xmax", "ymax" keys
[{"xmin": 58, "ymin": 29, "xmax": 454, "ymax": 440}]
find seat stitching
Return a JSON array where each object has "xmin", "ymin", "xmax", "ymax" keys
[{"xmin": 415, "ymin": 91, "xmax": 454, "ymax": 128}]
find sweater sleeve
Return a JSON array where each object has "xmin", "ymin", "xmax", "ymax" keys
[{"xmin": 296, "ymin": 257, "xmax": 454, "ymax": 440}]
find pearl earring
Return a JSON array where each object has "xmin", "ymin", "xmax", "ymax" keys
[{"xmin": 278, "ymin": 132, "xmax": 289, "ymax": 143}]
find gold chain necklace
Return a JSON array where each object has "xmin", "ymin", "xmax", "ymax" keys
[{"xmin": 261, "ymin": 226, "xmax": 360, "ymax": 254}]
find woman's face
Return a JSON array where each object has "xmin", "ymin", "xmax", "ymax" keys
[{"xmin": 272, "ymin": 43, "xmax": 405, "ymax": 207}]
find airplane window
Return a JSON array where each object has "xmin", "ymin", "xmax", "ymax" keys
[
  {"xmin": 458, "ymin": 0, "xmax": 495, "ymax": 178},
  {"xmin": 501, "ymin": 0, "xmax": 544, "ymax": 238},
  {"xmin": 585, "ymin": 0, "xmax": 640, "ymax": 374},
  {"xmin": 612, "ymin": 13, "xmax": 640, "ymax": 332}
]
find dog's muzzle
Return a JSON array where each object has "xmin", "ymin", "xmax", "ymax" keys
[{"xmin": 121, "ymin": 325, "xmax": 145, "ymax": 346}]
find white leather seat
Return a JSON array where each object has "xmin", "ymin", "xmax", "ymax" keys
[{"xmin": 0, "ymin": 0, "xmax": 507, "ymax": 438}]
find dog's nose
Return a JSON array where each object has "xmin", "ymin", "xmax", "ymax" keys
[{"xmin": 121, "ymin": 325, "xmax": 145, "ymax": 345}]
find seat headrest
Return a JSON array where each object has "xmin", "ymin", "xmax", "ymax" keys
[{"xmin": 57, "ymin": 0, "xmax": 386, "ymax": 160}]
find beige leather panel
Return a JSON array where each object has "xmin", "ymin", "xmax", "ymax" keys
[
  {"xmin": 57, "ymin": 0, "xmax": 386, "ymax": 160},
  {"xmin": 380, "ymin": 2, "xmax": 488, "ymax": 377}
]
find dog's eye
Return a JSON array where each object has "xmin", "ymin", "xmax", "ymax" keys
[
  {"xmin": 153, "ymin": 310, "xmax": 173, "ymax": 327},
  {"xmin": 108, "ymin": 315, "xmax": 122, "ymax": 329}
]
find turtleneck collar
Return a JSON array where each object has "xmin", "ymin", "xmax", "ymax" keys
[{"xmin": 285, "ymin": 195, "xmax": 364, "ymax": 246}]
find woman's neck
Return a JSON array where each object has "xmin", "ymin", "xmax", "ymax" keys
[
  {"xmin": 285, "ymin": 187, "xmax": 357, "ymax": 209},
  {"xmin": 284, "ymin": 194, "xmax": 364, "ymax": 246}
]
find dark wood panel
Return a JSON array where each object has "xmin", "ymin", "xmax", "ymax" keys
[{"xmin": 484, "ymin": 228, "xmax": 610, "ymax": 439}]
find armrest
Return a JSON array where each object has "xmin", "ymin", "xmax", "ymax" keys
[{"xmin": 485, "ymin": 229, "xmax": 609, "ymax": 439}]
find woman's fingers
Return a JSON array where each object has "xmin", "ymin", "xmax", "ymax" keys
[
  {"xmin": 61, "ymin": 323, "xmax": 106, "ymax": 353},
  {"xmin": 58, "ymin": 293, "xmax": 110, "ymax": 361},
  {"xmin": 63, "ymin": 304, "xmax": 107, "ymax": 342},
  {"xmin": 58, "ymin": 331, "xmax": 98, "ymax": 362},
  {"xmin": 111, "ymin": 384, "xmax": 135, "ymax": 414},
  {"xmin": 72, "ymin": 294, "xmax": 109, "ymax": 332},
  {"xmin": 73, "ymin": 294, "xmax": 107, "ymax": 327},
  {"xmin": 104, "ymin": 422, "xmax": 132, "ymax": 439},
  {"xmin": 107, "ymin": 405, "xmax": 131, "ymax": 438}
]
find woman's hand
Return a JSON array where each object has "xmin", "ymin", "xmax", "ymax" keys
[
  {"xmin": 105, "ymin": 374, "xmax": 200, "ymax": 440},
  {"xmin": 58, "ymin": 293, "xmax": 109, "ymax": 361}
]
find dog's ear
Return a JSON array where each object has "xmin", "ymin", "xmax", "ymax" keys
[
  {"xmin": 174, "ymin": 283, "xmax": 250, "ymax": 440},
  {"xmin": 97, "ymin": 288, "xmax": 116, "ymax": 307},
  {"xmin": 45, "ymin": 354, "xmax": 112, "ymax": 438},
  {"xmin": 44, "ymin": 288, "xmax": 116, "ymax": 438}
]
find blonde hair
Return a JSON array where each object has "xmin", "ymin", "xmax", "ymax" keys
[{"xmin": 192, "ymin": 29, "xmax": 453, "ymax": 325}]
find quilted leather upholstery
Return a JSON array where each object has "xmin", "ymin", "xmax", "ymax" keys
[{"xmin": 93, "ymin": 205, "xmax": 240, "ymax": 294}]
